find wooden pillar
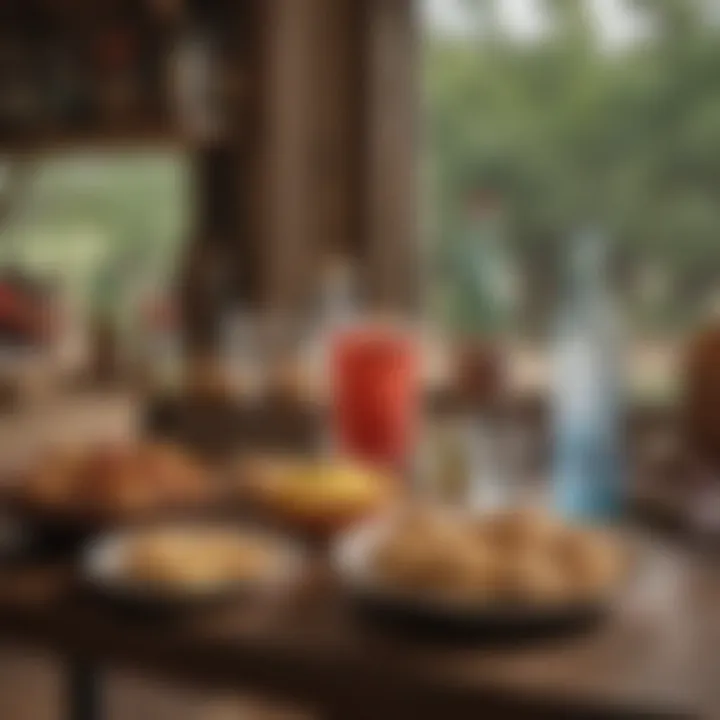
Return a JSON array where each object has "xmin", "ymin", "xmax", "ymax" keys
[
  {"xmin": 255, "ymin": 0, "xmax": 321, "ymax": 315},
  {"xmin": 311, "ymin": 0, "xmax": 364, "ymax": 265},
  {"xmin": 360, "ymin": 0, "xmax": 421, "ymax": 313},
  {"xmin": 255, "ymin": 0, "xmax": 420, "ymax": 314},
  {"xmin": 181, "ymin": 0, "xmax": 421, "ymax": 351},
  {"xmin": 255, "ymin": 0, "xmax": 364, "ymax": 315}
]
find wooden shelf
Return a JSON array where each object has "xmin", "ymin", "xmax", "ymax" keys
[{"xmin": 0, "ymin": 124, "xmax": 189, "ymax": 156}]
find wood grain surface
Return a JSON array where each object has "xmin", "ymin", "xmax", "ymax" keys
[
  {"xmin": 0, "ymin": 393, "xmax": 714, "ymax": 720},
  {"xmin": 0, "ymin": 535, "xmax": 715, "ymax": 719}
]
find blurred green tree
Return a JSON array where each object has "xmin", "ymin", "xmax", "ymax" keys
[{"xmin": 425, "ymin": 0, "xmax": 720, "ymax": 334}]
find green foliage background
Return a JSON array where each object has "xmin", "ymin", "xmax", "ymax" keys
[
  {"xmin": 425, "ymin": 0, "xmax": 720, "ymax": 335},
  {"xmin": 0, "ymin": 152, "xmax": 189, "ymax": 323}
]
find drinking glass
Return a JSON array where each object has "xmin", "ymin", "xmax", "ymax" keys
[{"xmin": 330, "ymin": 324, "xmax": 419, "ymax": 472}]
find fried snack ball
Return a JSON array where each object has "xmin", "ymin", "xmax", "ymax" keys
[
  {"xmin": 374, "ymin": 509, "xmax": 475, "ymax": 596},
  {"xmin": 475, "ymin": 508, "xmax": 562, "ymax": 556},
  {"xmin": 550, "ymin": 528, "xmax": 624, "ymax": 599},
  {"xmin": 427, "ymin": 539, "xmax": 507, "ymax": 604},
  {"xmin": 26, "ymin": 442, "xmax": 209, "ymax": 518},
  {"xmin": 496, "ymin": 550, "xmax": 571, "ymax": 604},
  {"xmin": 373, "ymin": 509, "xmax": 499, "ymax": 601},
  {"xmin": 372, "ymin": 524, "xmax": 450, "ymax": 592},
  {"xmin": 391, "ymin": 505, "xmax": 468, "ymax": 547},
  {"xmin": 369, "ymin": 506, "xmax": 624, "ymax": 608}
]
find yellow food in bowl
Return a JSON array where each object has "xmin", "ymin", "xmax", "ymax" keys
[
  {"xmin": 121, "ymin": 528, "xmax": 283, "ymax": 590},
  {"xmin": 275, "ymin": 463, "xmax": 388, "ymax": 512},
  {"xmin": 241, "ymin": 456, "xmax": 395, "ymax": 535}
]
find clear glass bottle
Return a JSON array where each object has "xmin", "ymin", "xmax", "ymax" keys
[{"xmin": 552, "ymin": 229, "xmax": 624, "ymax": 522}]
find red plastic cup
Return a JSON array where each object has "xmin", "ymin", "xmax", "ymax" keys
[{"xmin": 331, "ymin": 325, "xmax": 419, "ymax": 471}]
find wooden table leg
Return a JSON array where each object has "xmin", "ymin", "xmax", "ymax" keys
[{"xmin": 66, "ymin": 659, "xmax": 101, "ymax": 720}]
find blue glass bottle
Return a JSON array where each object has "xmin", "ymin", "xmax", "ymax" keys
[{"xmin": 552, "ymin": 230, "xmax": 624, "ymax": 523}]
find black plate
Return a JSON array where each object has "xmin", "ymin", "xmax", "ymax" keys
[
  {"xmin": 345, "ymin": 587, "xmax": 608, "ymax": 642},
  {"xmin": 333, "ymin": 516, "xmax": 620, "ymax": 641}
]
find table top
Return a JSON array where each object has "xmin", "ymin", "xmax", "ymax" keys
[
  {"xmin": 0, "ymin": 533, "xmax": 716, "ymax": 720},
  {"xmin": 0, "ymin": 392, "xmax": 715, "ymax": 719}
]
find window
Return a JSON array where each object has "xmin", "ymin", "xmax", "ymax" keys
[
  {"xmin": 0, "ymin": 151, "xmax": 190, "ymax": 361},
  {"xmin": 422, "ymin": 0, "xmax": 720, "ymax": 400}
]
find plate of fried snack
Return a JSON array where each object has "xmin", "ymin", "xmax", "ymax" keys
[
  {"xmin": 333, "ymin": 505, "xmax": 629, "ymax": 634},
  {"xmin": 83, "ymin": 523, "xmax": 302, "ymax": 606},
  {"xmin": 234, "ymin": 455, "xmax": 398, "ymax": 539},
  {"xmin": 17, "ymin": 442, "xmax": 213, "ymax": 528}
]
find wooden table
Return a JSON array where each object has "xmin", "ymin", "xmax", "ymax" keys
[
  {"xmin": 0, "ymin": 534, "xmax": 717, "ymax": 720},
  {"xmin": 0, "ymin": 392, "xmax": 715, "ymax": 719}
]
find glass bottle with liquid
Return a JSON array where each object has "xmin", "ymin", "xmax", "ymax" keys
[{"xmin": 552, "ymin": 230, "xmax": 624, "ymax": 522}]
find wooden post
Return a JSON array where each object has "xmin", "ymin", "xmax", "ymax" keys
[
  {"xmin": 254, "ymin": 0, "xmax": 420, "ymax": 315},
  {"xmin": 181, "ymin": 0, "xmax": 421, "ymax": 349},
  {"xmin": 360, "ymin": 0, "xmax": 421, "ymax": 313},
  {"xmin": 254, "ymin": 0, "xmax": 320, "ymax": 315},
  {"xmin": 310, "ymin": 0, "xmax": 364, "ymax": 266}
]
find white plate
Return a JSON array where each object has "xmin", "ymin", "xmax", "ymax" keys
[{"xmin": 83, "ymin": 523, "xmax": 304, "ymax": 607}]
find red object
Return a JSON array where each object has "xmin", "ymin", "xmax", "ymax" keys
[
  {"xmin": 0, "ymin": 282, "xmax": 50, "ymax": 343},
  {"xmin": 331, "ymin": 325, "xmax": 419, "ymax": 471}
]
